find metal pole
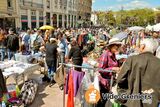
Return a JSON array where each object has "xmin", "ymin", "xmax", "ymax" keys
[{"xmin": 59, "ymin": 63, "xmax": 112, "ymax": 73}]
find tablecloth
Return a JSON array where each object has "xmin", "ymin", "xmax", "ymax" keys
[{"xmin": 2, "ymin": 62, "xmax": 40, "ymax": 84}]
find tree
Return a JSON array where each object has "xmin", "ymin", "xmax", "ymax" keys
[
  {"xmin": 97, "ymin": 11, "xmax": 116, "ymax": 26},
  {"xmin": 155, "ymin": 11, "xmax": 160, "ymax": 23},
  {"xmin": 96, "ymin": 8, "xmax": 156, "ymax": 27},
  {"xmin": 115, "ymin": 8, "xmax": 155, "ymax": 26}
]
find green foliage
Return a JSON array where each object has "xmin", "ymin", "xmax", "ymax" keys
[
  {"xmin": 97, "ymin": 8, "xmax": 156, "ymax": 27},
  {"xmin": 97, "ymin": 11, "xmax": 116, "ymax": 26},
  {"xmin": 155, "ymin": 11, "xmax": 160, "ymax": 23}
]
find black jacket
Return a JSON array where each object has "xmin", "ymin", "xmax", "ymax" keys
[
  {"xmin": 45, "ymin": 43, "xmax": 58, "ymax": 66},
  {"xmin": 68, "ymin": 46, "xmax": 83, "ymax": 61},
  {"xmin": 117, "ymin": 52, "xmax": 160, "ymax": 107},
  {"xmin": 7, "ymin": 34, "xmax": 19, "ymax": 51}
]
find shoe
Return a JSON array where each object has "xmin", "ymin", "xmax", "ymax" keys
[
  {"xmin": 51, "ymin": 79, "xmax": 56, "ymax": 84},
  {"xmin": 59, "ymin": 85, "xmax": 64, "ymax": 90},
  {"xmin": 47, "ymin": 79, "xmax": 51, "ymax": 83},
  {"xmin": 42, "ymin": 75, "xmax": 48, "ymax": 82}
]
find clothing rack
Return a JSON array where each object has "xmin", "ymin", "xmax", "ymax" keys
[
  {"xmin": 59, "ymin": 63, "xmax": 113, "ymax": 72},
  {"xmin": 59, "ymin": 63, "xmax": 114, "ymax": 107}
]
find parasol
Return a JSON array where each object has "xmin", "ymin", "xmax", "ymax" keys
[
  {"xmin": 39, "ymin": 25, "xmax": 54, "ymax": 30},
  {"xmin": 112, "ymin": 32, "xmax": 128, "ymax": 41}
]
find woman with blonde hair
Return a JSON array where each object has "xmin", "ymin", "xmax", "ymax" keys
[{"xmin": 44, "ymin": 30, "xmax": 52, "ymax": 43}]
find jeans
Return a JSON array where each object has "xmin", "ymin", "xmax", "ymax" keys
[
  {"xmin": 60, "ymin": 52, "xmax": 65, "ymax": 63},
  {"xmin": 47, "ymin": 60, "xmax": 56, "ymax": 80},
  {"xmin": 48, "ymin": 67, "xmax": 55, "ymax": 80},
  {"xmin": 8, "ymin": 49, "xmax": 16, "ymax": 60},
  {"xmin": 0, "ymin": 48, "xmax": 6, "ymax": 61}
]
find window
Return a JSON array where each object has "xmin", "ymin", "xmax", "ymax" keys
[
  {"xmin": 47, "ymin": 0, "xmax": 50, "ymax": 8},
  {"xmin": 54, "ymin": 0, "xmax": 57, "ymax": 8},
  {"xmin": 21, "ymin": 9, "xmax": 27, "ymax": 15},
  {"xmin": 7, "ymin": 0, "xmax": 12, "ymax": 8},
  {"xmin": 59, "ymin": 0, "xmax": 62, "ymax": 8},
  {"xmin": 20, "ymin": 0, "xmax": 25, "ymax": 5},
  {"xmin": 39, "ymin": 12, "xmax": 43, "ymax": 17},
  {"xmin": 31, "ymin": 11, "xmax": 36, "ymax": 16}
]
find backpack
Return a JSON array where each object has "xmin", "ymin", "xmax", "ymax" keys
[
  {"xmin": 19, "ymin": 80, "xmax": 38, "ymax": 106},
  {"xmin": 7, "ymin": 34, "xmax": 19, "ymax": 50},
  {"xmin": 33, "ymin": 35, "xmax": 41, "ymax": 50}
]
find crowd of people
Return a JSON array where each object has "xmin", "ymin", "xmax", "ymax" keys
[{"xmin": 0, "ymin": 26, "xmax": 160, "ymax": 106}]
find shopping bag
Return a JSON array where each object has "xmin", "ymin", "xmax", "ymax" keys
[
  {"xmin": 19, "ymin": 80, "xmax": 38, "ymax": 106},
  {"xmin": 74, "ymin": 70, "xmax": 94, "ymax": 107},
  {"xmin": 93, "ymin": 74, "xmax": 100, "ymax": 92},
  {"xmin": 54, "ymin": 65, "xmax": 66, "ymax": 86},
  {"xmin": 112, "ymin": 102, "xmax": 121, "ymax": 107},
  {"xmin": 7, "ymin": 84, "xmax": 20, "ymax": 98}
]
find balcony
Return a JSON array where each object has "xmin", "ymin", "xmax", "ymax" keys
[
  {"xmin": 7, "ymin": 7, "xmax": 14, "ymax": 11},
  {"xmin": 20, "ymin": 1, "xmax": 43, "ymax": 9}
]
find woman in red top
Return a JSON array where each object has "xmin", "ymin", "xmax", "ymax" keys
[{"xmin": 97, "ymin": 38, "xmax": 122, "ymax": 106}]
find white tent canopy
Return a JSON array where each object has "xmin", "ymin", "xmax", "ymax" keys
[
  {"xmin": 153, "ymin": 23, "xmax": 160, "ymax": 32},
  {"xmin": 146, "ymin": 25, "xmax": 153, "ymax": 31},
  {"xmin": 128, "ymin": 26, "xmax": 144, "ymax": 31},
  {"xmin": 145, "ymin": 23, "xmax": 160, "ymax": 32}
]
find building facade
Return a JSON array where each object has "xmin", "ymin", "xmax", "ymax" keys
[
  {"xmin": 17, "ymin": 0, "xmax": 44, "ymax": 30},
  {"xmin": 91, "ymin": 12, "xmax": 98, "ymax": 25},
  {"xmin": 0, "ymin": 0, "xmax": 19, "ymax": 29},
  {"xmin": 77, "ymin": 0, "xmax": 92, "ymax": 27},
  {"xmin": 0, "ymin": 0, "xmax": 92, "ymax": 29}
]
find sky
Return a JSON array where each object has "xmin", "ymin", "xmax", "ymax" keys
[{"xmin": 92, "ymin": 0, "xmax": 160, "ymax": 11}]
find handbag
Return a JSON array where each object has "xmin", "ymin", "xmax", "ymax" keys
[{"xmin": 19, "ymin": 80, "xmax": 38, "ymax": 106}]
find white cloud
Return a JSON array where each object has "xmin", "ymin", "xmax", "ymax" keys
[
  {"xmin": 124, "ymin": 0, "xmax": 150, "ymax": 9},
  {"xmin": 106, "ymin": 0, "xmax": 151, "ymax": 11},
  {"xmin": 92, "ymin": 0, "xmax": 96, "ymax": 3}
]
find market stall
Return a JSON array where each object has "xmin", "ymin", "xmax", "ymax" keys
[{"xmin": 1, "ymin": 60, "xmax": 40, "ymax": 85}]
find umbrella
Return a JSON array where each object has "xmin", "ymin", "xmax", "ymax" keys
[
  {"xmin": 112, "ymin": 32, "xmax": 128, "ymax": 41},
  {"xmin": 39, "ymin": 25, "xmax": 54, "ymax": 30},
  {"xmin": 153, "ymin": 23, "xmax": 160, "ymax": 32},
  {"xmin": 128, "ymin": 26, "xmax": 144, "ymax": 31}
]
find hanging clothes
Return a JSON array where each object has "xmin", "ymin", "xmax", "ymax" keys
[
  {"xmin": 67, "ymin": 72, "xmax": 74, "ymax": 107},
  {"xmin": 75, "ymin": 71, "xmax": 97, "ymax": 107},
  {"xmin": 66, "ymin": 69, "xmax": 85, "ymax": 97}
]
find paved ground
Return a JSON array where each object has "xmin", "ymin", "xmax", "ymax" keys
[
  {"xmin": 6, "ymin": 71, "xmax": 64, "ymax": 107},
  {"xmin": 30, "ymin": 83, "xmax": 64, "ymax": 107}
]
